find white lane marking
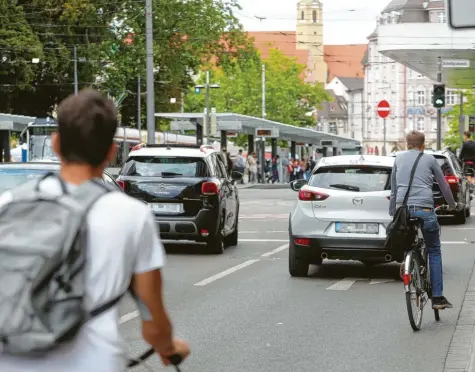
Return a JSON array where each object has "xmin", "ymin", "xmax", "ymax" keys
[
  {"xmin": 261, "ymin": 244, "xmax": 289, "ymax": 257},
  {"xmin": 119, "ymin": 310, "xmax": 139, "ymax": 324},
  {"xmin": 241, "ymin": 231, "xmax": 287, "ymax": 234},
  {"xmin": 194, "ymin": 259, "xmax": 260, "ymax": 286},
  {"xmin": 442, "ymin": 241, "xmax": 469, "ymax": 244},
  {"xmin": 369, "ymin": 279, "xmax": 396, "ymax": 285},
  {"xmin": 239, "ymin": 239, "xmax": 288, "ymax": 242},
  {"xmin": 326, "ymin": 278, "xmax": 360, "ymax": 291},
  {"xmin": 447, "ymin": 227, "xmax": 475, "ymax": 230},
  {"xmin": 239, "ymin": 214, "xmax": 288, "ymax": 219}
]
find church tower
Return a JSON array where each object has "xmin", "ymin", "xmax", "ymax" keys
[{"xmin": 296, "ymin": 0, "xmax": 327, "ymax": 84}]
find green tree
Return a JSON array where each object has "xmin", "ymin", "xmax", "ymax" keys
[
  {"xmin": 444, "ymin": 91, "xmax": 475, "ymax": 149},
  {"xmin": 184, "ymin": 48, "xmax": 330, "ymax": 145},
  {"xmin": 0, "ymin": 0, "xmax": 43, "ymax": 112}
]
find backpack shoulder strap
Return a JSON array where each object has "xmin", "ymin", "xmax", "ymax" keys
[{"xmin": 402, "ymin": 152, "xmax": 424, "ymax": 206}]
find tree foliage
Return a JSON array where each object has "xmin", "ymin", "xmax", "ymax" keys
[
  {"xmin": 0, "ymin": 0, "xmax": 253, "ymax": 123},
  {"xmin": 184, "ymin": 48, "xmax": 330, "ymax": 145},
  {"xmin": 444, "ymin": 91, "xmax": 475, "ymax": 149}
]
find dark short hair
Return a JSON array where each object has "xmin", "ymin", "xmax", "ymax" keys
[
  {"xmin": 406, "ymin": 131, "xmax": 425, "ymax": 149},
  {"xmin": 464, "ymin": 131, "xmax": 471, "ymax": 138},
  {"xmin": 57, "ymin": 89, "xmax": 118, "ymax": 167}
]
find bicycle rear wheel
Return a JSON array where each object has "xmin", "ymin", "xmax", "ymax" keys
[{"xmin": 403, "ymin": 251, "xmax": 424, "ymax": 331}]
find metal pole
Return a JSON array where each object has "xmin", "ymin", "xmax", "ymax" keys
[
  {"xmin": 383, "ymin": 118, "xmax": 387, "ymax": 156},
  {"xmin": 436, "ymin": 56, "xmax": 442, "ymax": 150},
  {"xmin": 460, "ymin": 91, "xmax": 465, "ymax": 145},
  {"xmin": 262, "ymin": 64, "xmax": 266, "ymax": 118},
  {"xmin": 181, "ymin": 91, "xmax": 185, "ymax": 113},
  {"xmin": 73, "ymin": 46, "xmax": 78, "ymax": 95},
  {"xmin": 205, "ymin": 71, "xmax": 210, "ymax": 144},
  {"xmin": 145, "ymin": 0, "xmax": 155, "ymax": 144},
  {"xmin": 137, "ymin": 75, "xmax": 141, "ymax": 133}
]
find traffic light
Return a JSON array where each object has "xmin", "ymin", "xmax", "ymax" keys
[{"xmin": 433, "ymin": 84, "xmax": 446, "ymax": 108}]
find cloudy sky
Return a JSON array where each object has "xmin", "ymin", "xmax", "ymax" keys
[{"xmin": 236, "ymin": 0, "xmax": 390, "ymax": 45}]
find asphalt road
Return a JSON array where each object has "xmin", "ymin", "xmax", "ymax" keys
[{"xmin": 118, "ymin": 187, "xmax": 475, "ymax": 372}]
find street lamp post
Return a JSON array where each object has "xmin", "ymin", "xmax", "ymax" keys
[{"xmin": 195, "ymin": 71, "xmax": 220, "ymax": 144}]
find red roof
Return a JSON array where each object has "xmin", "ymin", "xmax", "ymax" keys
[{"xmin": 247, "ymin": 31, "xmax": 366, "ymax": 82}]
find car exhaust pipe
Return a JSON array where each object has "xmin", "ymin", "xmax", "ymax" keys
[
  {"xmin": 384, "ymin": 254, "xmax": 392, "ymax": 262},
  {"xmin": 321, "ymin": 252, "xmax": 328, "ymax": 260}
]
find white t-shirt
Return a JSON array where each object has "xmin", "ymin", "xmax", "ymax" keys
[{"xmin": 0, "ymin": 178, "xmax": 165, "ymax": 372}]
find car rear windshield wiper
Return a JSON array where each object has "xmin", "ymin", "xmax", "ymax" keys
[
  {"xmin": 329, "ymin": 184, "xmax": 360, "ymax": 192},
  {"xmin": 160, "ymin": 172, "xmax": 183, "ymax": 177}
]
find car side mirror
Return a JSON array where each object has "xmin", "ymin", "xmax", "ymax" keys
[
  {"xmin": 290, "ymin": 179, "xmax": 307, "ymax": 191},
  {"xmin": 231, "ymin": 171, "xmax": 243, "ymax": 182}
]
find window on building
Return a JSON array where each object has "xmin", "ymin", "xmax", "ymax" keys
[
  {"xmin": 312, "ymin": 10, "xmax": 317, "ymax": 22},
  {"xmin": 417, "ymin": 117, "xmax": 425, "ymax": 131},
  {"xmin": 301, "ymin": 11, "xmax": 304, "ymax": 20},
  {"xmin": 437, "ymin": 11, "xmax": 446, "ymax": 23},
  {"xmin": 446, "ymin": 90, "xmax": 458, "ymax": 105},
  {"xmin": 417, "ymin": 90, "xmax": 425, "ymax": 105},
  {"xmin": 430, "ymin": 91, "xmax": 434, "ymax": 105}
]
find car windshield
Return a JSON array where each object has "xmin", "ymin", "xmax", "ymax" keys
[
  {"xmin": 309, "ymin": 166, "xmax": 391, "ymax": 192},
  {"xmin": 0, "ymin": 168, "xmax": 52, "ymax": 194},
  {"xmin": 121, "ymin": 156, "xmax": 209, "ymax": 177}
]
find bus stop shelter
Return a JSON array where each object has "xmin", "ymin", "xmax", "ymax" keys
[
  {"xmin": 0, "ymin": 113, "xmax": 35, "ymax": 162},
  {"xmin": 155, "ymin": 112, "xmax": 361, "ymax": 158}
]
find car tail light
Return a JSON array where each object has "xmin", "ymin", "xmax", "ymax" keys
[
  {"xmin": 445, "ymin": 175, "xmax": 458, "ymax": 184},
  {"xmin": 298, "ymin": 189, "xmax": 328, "ymax": 201},
  {"xmin": 131, "ymin": 143, "xmax": 146, "ymax": 152},
  {"xmin": 116, "ymin": 180, "xmax": 125, "ymax": 190},
  {"xmin": 402, "ymin": 273, "xmax": 411, "ymax": 286},
  {"xmin": 200, "ymin": 229, "xmax": 209, "ymax": 237},
  {"xmin": 201, "ymin": 182, "xmax": 218, "ymax": 195},
  {"xmin": 295, "ymin": 238, "xmax": 311, "ymax": 246}
]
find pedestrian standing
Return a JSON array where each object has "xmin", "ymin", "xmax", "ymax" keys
[{"xmin": 235, "ymin": 149, "xmax": 245, "ymax": 184}]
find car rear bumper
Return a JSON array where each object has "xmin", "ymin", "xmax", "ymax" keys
[
  {"xmin": 154, "ymin": 208, "xmax": 219, "ymax": 241},
  {"xmin": 292, "ymin": 235, "xmax": 396, "ymax": 262}
]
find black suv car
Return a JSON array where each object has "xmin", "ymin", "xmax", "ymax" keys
[
  {"xmin": 393, "ymin": 150, "xmax": 471, "ymax": 224},
  {"xmin": 116, "ymin": 144, "xmax": 242, "ymax": 253}
]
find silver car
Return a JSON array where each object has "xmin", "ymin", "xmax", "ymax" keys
[{"xmin": 288, "ymin": 155, "xmax": 395, "ymax": 277}]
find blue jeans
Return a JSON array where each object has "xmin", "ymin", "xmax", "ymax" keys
[{"xmin": 409, "ymin": 207, "xmax": 443, "ymax": 297}]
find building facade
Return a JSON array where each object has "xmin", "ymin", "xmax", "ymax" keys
[{"xmin": 362, "ymin": 0, "xmax": 460, "ymax": 154}]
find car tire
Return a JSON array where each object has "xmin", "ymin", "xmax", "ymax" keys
[
  {"xmin": 225, "ymin": 213, "xmax": 239, "ymax": 247},
  {"xmin": 288, "ymin": 240, "xmax": 310, "ymax": 277},
  {"xmin": 454, "ymin": 208, "xmax": 467, "ymax": 224},
  {"xmin": 207, "ymin": 215, "xmax": 225, "ymax": 254}
]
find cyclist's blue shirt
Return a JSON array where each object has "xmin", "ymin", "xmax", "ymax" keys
[{"xmin": 390, "ymin": 149, "xmax": 455, "ymax": 216}]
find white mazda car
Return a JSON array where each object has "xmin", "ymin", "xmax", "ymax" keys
[{"xmin": 288, "ymin": 155, "xmax": 395, "ymax": 277}]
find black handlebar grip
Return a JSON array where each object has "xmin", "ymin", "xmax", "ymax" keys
[{"xmin": 167, "ymin": 353, "xmax": 183, "ymax": 365}]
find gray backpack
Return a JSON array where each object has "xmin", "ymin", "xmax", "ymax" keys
[{"xmin": 0, "ymin": 173, "xmax": 124, "ymax": 356}]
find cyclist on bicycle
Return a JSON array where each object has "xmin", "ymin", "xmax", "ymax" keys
[
  {"xmin": 459, "ymin": 131, "xmax": 475, "ymax": 184},
  {"xmin": 389, "ymin": 131, "xmax": 456, "ymax": 310},
  {"xmin": 0, "ymin": 89, "xmax": 190, "ymax": 371}
]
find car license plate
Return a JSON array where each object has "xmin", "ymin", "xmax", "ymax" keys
[
  {"xmin": 335, "ymin": 222, "xmax": 379, "ymax": 234},
  {"xmin": 150, "ymin": 203, "xmax": 183, "ymax": 214}
]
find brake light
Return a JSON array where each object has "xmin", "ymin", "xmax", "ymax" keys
[
  {"xmin": 445, "ymin": 175, "xmax": 458, "ymax": 184},
  {"xmin": 201, "ymin": 182, "xmax": 218, "ymax": 195},
  {"xmin": 295, "ymin": 238, "xmax": 310, "ymax": 246},
  {"xmin": 116, "ymin": 180, "xmax": 125, "ymax": 190},
  {"xmin": 402, "ymin": 273, "xmax": 411, "ymax": 286},
  {"xmin": 298, "ymin": 189, "xmax": 328, "ymax": 201}
]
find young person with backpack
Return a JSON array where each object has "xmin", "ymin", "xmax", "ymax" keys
[
  {"xmin": 389, "ymin": 131, "xmax": 457, "ymax": 310},
  {"xmin": 0, "ymin": 89, "xmax": 190, "ymax": 371}
]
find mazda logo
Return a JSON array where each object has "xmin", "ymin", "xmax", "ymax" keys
[{"xmin": 353, "ymin": 198, "xmax": 363, "ymax": 205}]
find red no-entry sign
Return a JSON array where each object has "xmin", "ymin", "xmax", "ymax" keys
[{"xmin": 377, "ymin": 100, "xmax": 391, "ymax": 119}]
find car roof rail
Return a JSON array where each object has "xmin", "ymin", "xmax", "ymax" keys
[{"xmin": 131, "ymin": 143, "xmax": 202, "ymax": 151}]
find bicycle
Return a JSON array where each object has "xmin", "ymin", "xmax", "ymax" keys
[{"xmin": 402, "ymin": 204, "xmax": 448, "ymax": 331}]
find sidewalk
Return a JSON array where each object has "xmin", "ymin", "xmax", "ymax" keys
[{"xmin": 444, "ymin": 262, "xmax": 475, "ymax": 372}]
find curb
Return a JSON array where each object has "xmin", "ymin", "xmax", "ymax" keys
[{"xmin": 443, "ymin": 259, "xmax": 475, "ymax": 372}]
